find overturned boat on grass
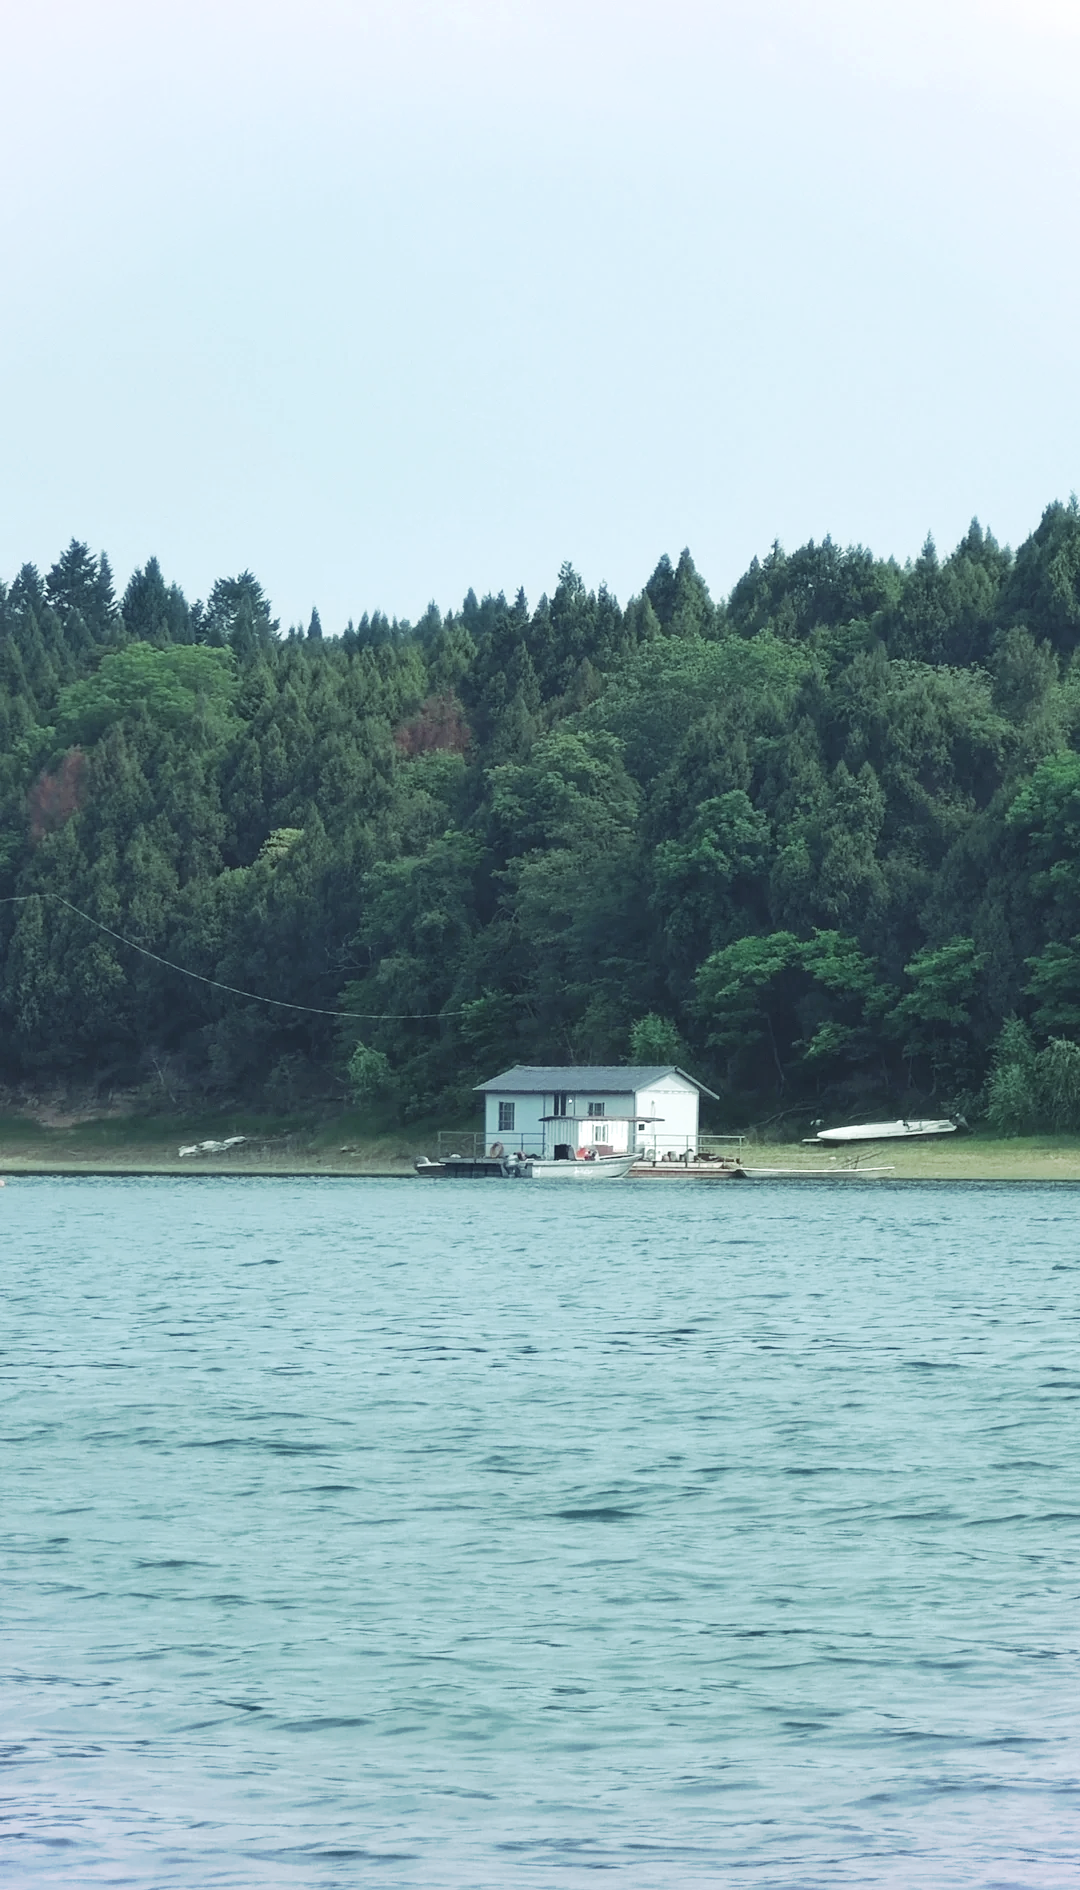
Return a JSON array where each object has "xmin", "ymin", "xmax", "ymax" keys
[{"xmin": 804, "ymin": 1118, "xmax": 958, "ymax": 1145}]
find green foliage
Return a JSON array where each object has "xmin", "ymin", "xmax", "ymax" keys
[
  {"xmin": 122, "ymin": 557, "xmax": 192, "ymax": 646},
  {"xmin": 256, "ymin": 827, "xmax": 304, "ymax": 865},
  {"xmin": 651, "ymin": 791, "xmax": 770, "ymax": 975},
  {"xmin": 984, "ymin": 1018, "xmax": 1080, "ymax": 1134},
  {"xmin": 47, "ymin": 541, "xmax": 119, "ymax": 651},
  {"xmin": 984, "ymin": 1059, "xmax": 1039, "ymax": 1136},
  {"xmin": 585, "ymin": 630, "xmax": 812, "ymax": 785},
  {"xmin": 984, "ymin": 1018, "xmax": 1038, "ymax": 1134},
  {"xmin": 893, "ymin": 937, "xmax": 984, "ymax": 1029},
  {"xmin": 1024, "ymin": 938, "xmax": 1080, "ymax": 1036},
  {"xmin": 205, "ymin": 573, "xmax": 278, "ymax": 656},
  {"xmin": 1036, "ymin": 1036, "xmax": 1080, "ymax": 1131},
  {"xmin": 6, "ymin": 508, "xmax": 1080, "ymax": 1121},
  {"xmin": 1003, "ymin": 499, "xmax": 1080, "ymax": 654},
  {"xmin": 486, "ymin": 729, "xmax": 637, "ymax": 852},
  {"xmin": 1007, "ymin": 751, "xmax": 1080, "ymax": 928},
  {"xmin": 55, "ymin": 643, "xmax": 237, "ymax": 746},
  {"xmin": 347, "ymin": 1040, "xmax": 394, "ymax": 1103},
  {"xmin": 694, "ymin": 929, "xmax": 883, "ymax": 1095},
  {"xmin": 886, "ymin": 937, "xmax": 988, "ymax": 1098},
  {"xmin": 728, "ymin": 537, "xmax": 901, "ymax": 641},
  {"xmin": 629, "ymin": 1014, "xmax": 686, "ymax": 1064}
]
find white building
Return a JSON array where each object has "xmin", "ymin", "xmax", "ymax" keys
[{"xmin": 475, "ymin": 1065, "xmax": 718, "ymax": 1160}]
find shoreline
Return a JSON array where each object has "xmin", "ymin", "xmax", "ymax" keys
[
  {"xmin": 3, "ymin": 1135, "xmax": 1080, "ymax": 1182},
  {"xmin": 2, "ymin": 1108, "xmax": 1080, "ymax": 1182},
  {"xmin": 4, "ymin": 1169, "xmax": 1080, "ymax": 1184}
]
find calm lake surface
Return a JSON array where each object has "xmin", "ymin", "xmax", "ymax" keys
[{"xmin": 3, "ymin": 1177, "xmax": 1080, "ymax": 1887}]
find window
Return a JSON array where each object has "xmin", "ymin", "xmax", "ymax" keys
[
  {"xmin": 553, "ymin": 1092, "xmax": 574, "ymax": 1118},
  {"xmin": 498, "ymin": 1101, "xmax": 515, "ymax": 1133},
  {"xmin": 588, "ymin": 1101, "xmax": 605, "ymax": 1117}
]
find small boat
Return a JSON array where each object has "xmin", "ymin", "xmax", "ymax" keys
[
  {"xmin": 414, "ymin": 1154, "xmax": 529, "ymax": 1179},
  {"xmin": 178, "ymin": 1135, "xmax": 247, "ymax": 1158},
  {"xmin": 745, "ymin": 1163, "xmax": 894, "ymax": 1178},
  {"xmin": 414, "ymin": 1149, "xmax": 637, "ymax": 1180},
  {"xmin": 525, "ymin": 1150, "xmax": 638, "ymax": 1180},
  {"xmin": 805, "ymin": 1118, "xmax": 957, "ymax": 1145}
]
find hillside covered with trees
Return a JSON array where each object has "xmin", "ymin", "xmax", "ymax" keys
[{"xmin": 5, "ymin": 505, "xmax": 1080, "ymax": 1132}]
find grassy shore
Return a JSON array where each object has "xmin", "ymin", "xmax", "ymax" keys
[
  {"xmin": 744, "ymin": 1135, "xmax": 1080, "ymax": 1182},
  {"xmin": 0, "ymin": 1108, "xmax": 431, "ymax": 1176},
  {"xmin": 2, "ymin": 1108, "xmax": 1080, "ymax": 1180}
]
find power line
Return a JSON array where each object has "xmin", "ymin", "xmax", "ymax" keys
[{"xmin": 0, "ymin": 893, "xmax": 467, "ymax": 1022}]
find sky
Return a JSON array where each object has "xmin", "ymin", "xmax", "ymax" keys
[{"xmin": 2, "ymin": 0, "xmax": 1079, "ymax": 630}]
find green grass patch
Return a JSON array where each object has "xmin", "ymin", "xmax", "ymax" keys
[{"xmin": 0, "ymin": 1104, "xmax": 485, "ymax": 1172}]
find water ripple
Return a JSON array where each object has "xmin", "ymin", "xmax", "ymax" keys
[{"xmin": 2, "ymin": 1176, "xmax": 1080, "ymax": 1886}]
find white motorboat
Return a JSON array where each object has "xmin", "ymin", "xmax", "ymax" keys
[
  {"xmin": 415, "ymin": 1154, "xmax": 527, "ymax": 1179},
  {"xmin": 523, "ymin": 1150, "xmax": 638, "ymax": 1180},
  {"xmin": 805, "ymin": 1118, "xmax": 957, "ymax": 1145},
  {"xmin": 414, "ymin": 1149, "xmax": 637, "ymax": 1180}
]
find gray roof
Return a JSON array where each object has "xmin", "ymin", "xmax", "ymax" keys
[{"xmin": 475, "ymin": 1064, "xmax": 719, "ymax": 1100}]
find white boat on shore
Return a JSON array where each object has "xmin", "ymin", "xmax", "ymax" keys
[{"xmin": 805, "ymin": 1118, "xmax": 957, "ymax": 1145}]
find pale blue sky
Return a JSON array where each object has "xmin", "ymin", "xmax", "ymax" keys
[{"xmin": 2, "ymin": 0, "xmax": 1078, "ymax": 629}]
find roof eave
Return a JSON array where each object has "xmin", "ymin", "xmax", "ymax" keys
[
  {"xmin": 474, "ymin": 1063, "xmax": 720, "ymax": 1101},
  {"xmin": 675, "ymin": 1067, "xmax": 720, "ymax": 1101}
]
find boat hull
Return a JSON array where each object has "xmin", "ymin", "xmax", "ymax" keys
[
  {"xmin": 414, "ymin": 1156, "xmax": 527, "ymax": 1179},
  {"xmin": 808, "ymin": 1119, "xmax": 956, "ymax": 1144},
  {"xmin": 414, "ymin": 1150, "xmax": 636, "ymax": 1180},
  {"xmin": 524, "ymin": 1151, "xmax": 638, "ymax": 1180}
]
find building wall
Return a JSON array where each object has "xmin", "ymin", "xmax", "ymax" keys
[
  {"xmin": 483, "ymin": 1078, "xmax": 702, "ymax": 1157},
  {"xmin": 485, "ymin": 1091, "xmax": 638, "ymax": 1154},
  {"xmin": 633, "ymin": 1077, "xmax": 700, "ymax": 1158},
  {"xmin": 560, "ymin": 1095, "xmax": 635, "ymax": 1155},
  {"xmin": 484, "ymin": 1093, "xmax": 547, "ymax": 1152},
  {"xmin": 571, "ymin": 1114, "xmax": 630, "ymax": 1154}
]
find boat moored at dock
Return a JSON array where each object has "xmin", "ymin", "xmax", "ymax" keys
[
  {"xmin": 522, "ymin": 1149, "xmax": 638, "ymax": 1180},
  {"xmin": 415, "ymin": 1153, "xmax": 529, "ymax": 1179},
  {"xmin": 415, "ymin": 1148, "xmax": 638, "ymax": 1180}
]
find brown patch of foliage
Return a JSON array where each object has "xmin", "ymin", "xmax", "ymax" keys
[
  {"xmin": 28, "ymin": 748, "xmax": 88, "ymax": 843},
  {"xmin": 394, "ymin": 692, "xmax": 470, "ymax": 758}
]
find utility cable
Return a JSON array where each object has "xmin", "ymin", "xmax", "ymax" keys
[{"xmin": 0, "ymin": 893, "xmax": 467, "ymax": 1021}]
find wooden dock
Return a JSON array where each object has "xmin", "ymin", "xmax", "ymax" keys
[{"xmin": 630, "ymin": 1158, "xmax": 894, "ymax": 1180}]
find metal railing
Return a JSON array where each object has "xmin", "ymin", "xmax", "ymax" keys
[
  {"xmin": 436, "ymin": 1130, "xmax": 749, "ymax": 1163},
  {"xmin": 436, "ymin": 1131, "xmax": 553, "ymax": 1158},
  {"xmin": 634, "ymin": 1134, "xmax": 746, "ymax": 1165},
  {"xmin": 436, "ymin": 1130, "xmax": 487, "ymax": 1159}
]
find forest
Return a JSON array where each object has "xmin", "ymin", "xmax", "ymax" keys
[{"xmin": 4, "ymin": 504, "xmax": 1080, "ymax": 1133}]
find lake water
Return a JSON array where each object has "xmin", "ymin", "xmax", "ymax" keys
[{"xmin": 3, "ymin": 1176, "xmax": 1080, "ymax": 1887}]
